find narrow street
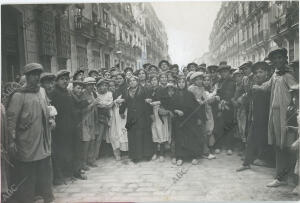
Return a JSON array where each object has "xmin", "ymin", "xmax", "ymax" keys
[{"xmin": 53, "ymin": 153, "xmax": 298, "ymax": 202}]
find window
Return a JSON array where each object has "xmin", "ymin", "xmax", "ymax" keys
[
  {"xmin": 103, "ymin": 10, "xmax": 109, "ymax": 28},
  {"xmin": 130, "ymin": 35, "xmax": 132, "ymax": 45},
  {"xmin": 289, "ymin": 39, "xmax": 294, "ymax": 61},
  {"xmin": 104, "ymin": 54, "xmax": 110, "ymax": 69},
  {"xmin": 77, "ymin": 46, "xmax": 87, "ymax": 70},
  {"xmin": 257, "ymin": 17, "xmax": 261, "ymax": 33},
  {"xmin": 93, "ymin": 51, "xmax": 101, "ymax": 69},
  {"xmin": 119, "ymin": 29, "xmax": 123, "ymax": 41}
]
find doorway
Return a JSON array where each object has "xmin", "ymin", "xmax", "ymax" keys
[{"xmin": 1, "ymin": 5, "xmax": 25, "ymax": 82}]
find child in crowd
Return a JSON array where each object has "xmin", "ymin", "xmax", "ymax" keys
[
  {"xmin": 95, "ymin": 79, "xmax": 114, "ymax": 159},
  {"xmin": 82, "ymin": 77, "xmax": 98, "ymax": 168},
  {"xmin": 70, "ymin": 81, "xmax": 89, "ymax": 179},
  {"xmin": 109, "ymin": 79, "xmax": 128, "ymax": 160},
  {"xmin": 232, "ymin": 69, "xmax": 247, "ymax": 155},
  {"xmin": 188, "ymin": 72, "xmax": 218, "ymax": 159}
]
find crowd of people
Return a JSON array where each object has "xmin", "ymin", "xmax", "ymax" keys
[{"xmin": 1, "ymin": 47, "xmax": 299, "ymax": 203}]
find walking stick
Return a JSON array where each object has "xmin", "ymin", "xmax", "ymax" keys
[{"xmin": 179, "ymin": 104, "xmax": 203, "ymax": 128}]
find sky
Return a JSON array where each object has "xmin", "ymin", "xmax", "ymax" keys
[{"xmin": 151, "ymin": 1, "xmax": 221, "ymax": 67}]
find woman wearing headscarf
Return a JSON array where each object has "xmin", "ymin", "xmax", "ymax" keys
[
  {"xmin": 168, "ymin": 75, "xmax": 205, "ymax": 166},
  {"xmin": 119, "ymin": 76, "xmax": 154, "ymax": 163}
]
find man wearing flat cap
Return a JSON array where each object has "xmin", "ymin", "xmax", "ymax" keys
[
  {"xmin": 7, "ymin": 63, "xmax": 54, "ymax": 203},
  {"xmin": 253, "ymin": 48, "xmax": 298, "ymax": 187},
  {"xmin": 40, "ymin": 72, "xmax": 56, "ymax": 100},
  {"xmin": 51, "ymin": 69, "xmax": 79, "ymax": 184},
  {"xmin": 235, "ymin": 61, "xmax": 256, "ymax": 155}
]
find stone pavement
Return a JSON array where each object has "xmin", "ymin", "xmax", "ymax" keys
[{"xmin": 53, "ymin": 153, "xmax": 299, "ymax": 202}]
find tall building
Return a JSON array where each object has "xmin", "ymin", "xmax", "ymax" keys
[
  {"xmin": 208, "ymin": 1, "xmax": 299, "ymax": 67},
  {"xmin": 1, "ymin": 3, "xmax": 169, "ymax": 82}
]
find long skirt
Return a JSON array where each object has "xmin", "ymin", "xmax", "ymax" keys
[
  {"xmin": 128, "ymin": 123, "xmax": 153, "ymax": 160},
  {"xmin": 174, "ymin": 121, "xmax": 203, "ymax": 159}
]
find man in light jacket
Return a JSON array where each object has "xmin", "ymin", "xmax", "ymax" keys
[{"xmin": 7, "ymin": 63, "xmax": 54, "ymax": 203}]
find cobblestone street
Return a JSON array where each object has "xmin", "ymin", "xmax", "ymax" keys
[{"xmin": 53, "ymin": 153, "xmax": 298, "ymax": 202}]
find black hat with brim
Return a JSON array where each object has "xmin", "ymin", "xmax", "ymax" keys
[
  {"xmin": 267, "ymin": 48, "xmax": 288, "ymax": 60},
  {"xmin": 207, "ymin": 65, "xmax": 219, "ymax": 71},
  {"xmin": 217, "ymin": 65, "xmax": 231, "ymax": 72},
  {"xmin": 187, "ymin": 63, "xmax": 198, "ymax": 71},
  {"xmin": 238, "ymin": 61, "xmax": 253, "ymax": 70},
  {"xmin": 252, "ymin": 62, "xmax": 269, "ymax": 72}
]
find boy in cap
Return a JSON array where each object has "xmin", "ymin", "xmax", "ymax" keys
[
  {"xmin": 235, "ymin": 61, "xmax": 255, "ymax": 154},
  {"xmin": 81, "ymin": 77, "xmax": 98, "ymax": 167},
  {"xmin": 253, "ymin": 48, "xmax": 298, "ymax": 187},
  {"xmin": 215, "ymin": 64, "xmax": 236, "ymax": 155},
  {"xmin": 188, "ymin": 72, "xmax": 219, "ymax": 160},
  {"xmin": 7, "ymin": 63, "xmax": 54, "ymax": 203},
  {"xmin": 236, "ymin": 62, "xmax": 272, "ymax": 171},
  {"xmin": 70, "ymin": 80, "xmax": 89, "ymax": 179},
  {"xmin": 40, "ymin": 72, "xmax": 56, "ymax": 99},
  {"xmin": 94, "ymin": 79, "xmax": 114, "ymax": 160}
]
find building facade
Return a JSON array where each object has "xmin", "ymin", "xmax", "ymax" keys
[
  {"xmin": 1, "ymin": 3, "xmax": 169, "ymax": 82},
  {"xmin": 208, "ymin": 1, "xmax": 299, "ymax": 67}
]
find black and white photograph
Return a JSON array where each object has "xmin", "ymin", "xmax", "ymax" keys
[{"xmin": 1, "ymin": 0, "xmax": 299, "ymax": 202}]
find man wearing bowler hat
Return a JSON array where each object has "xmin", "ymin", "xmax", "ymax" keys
[{"xmin": 7, "ymin": 63, "xmax": 54, "ymax": 203}]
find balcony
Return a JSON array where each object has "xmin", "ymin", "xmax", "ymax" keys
[
  {"xmin": 106, "ymin": 33, "xmax": 116, "ymax": 49},
  {"xmin": 116, "ymin": 41, "xmax": 135, "ymax": 60},
  {"xmin": 94, "ymin": 26, "xmax": 108, "ymax": 45},
  {"xmin": 74, "ymin": 16, "xmax": 94, "ymax": 38},
  {"xmin": 133, "ymin": 46, "xmax": 142, "ymax": 58}
]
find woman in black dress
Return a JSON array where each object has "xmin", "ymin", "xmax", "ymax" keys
[
  {"xmin": 119, "ymin": 76, "xmax": 154, "ymax": 163},
  {"xmin": 168, "ymin": 76, "xmax": 205, "ymax": 166}
]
